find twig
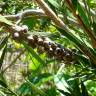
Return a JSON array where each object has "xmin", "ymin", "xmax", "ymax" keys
[
  {"xmin": 3, "ymin": 9, "xmax": 46, "ymax": 21},
  {"xmin": 3, "ymin": 9, "xmax": 80, "ymax": 28}
]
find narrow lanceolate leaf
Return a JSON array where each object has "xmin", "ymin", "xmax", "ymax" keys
[
  {"xmin": 22, "ymin": 41, "xmax": 46, "ymax": 66},
  {"xmin": 0, "ymin": 44, "xmax": 7, "ymax": 69},
  {"xmin": 81, "ymin": 81, "xmax": 89, "ymax": 96},
  {"xmin": 77, "ymin": 3, "xmax": 90, "ymax": 27},
  {"xmin": 72, "ymin": 0, "xmax": 78, "ymax": 10},
  {"xmin": 0, "ymin": 36, "xmax": 8, "ymax": 50},
  {"xmin": 92, "ymin": 21, "xmax": 96, "ymax": 36},
  {"xmin": 0, "ymin": 74, "xmax": 8, "ymax": 88},
  {"xmin": 72, "ymin": 0, "xmax": 90, "ymax": 27},
  {"xmin": 47, "ymin": 0, "xmax": 60, "ymax": 9}
]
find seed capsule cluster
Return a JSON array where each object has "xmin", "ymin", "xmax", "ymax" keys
[
  {"xmin": 12, "ymin": 27, "xmax": 76, "ymax": 64},
  {"xmin": 26, "ymin": 35, "xmax": 76, "ymax": 64}
]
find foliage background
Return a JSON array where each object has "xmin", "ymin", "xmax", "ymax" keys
[{"xmin": 0, "ymin": 0, "xmax": 96, "ymax": 96}]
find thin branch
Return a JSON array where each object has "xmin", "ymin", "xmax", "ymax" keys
[
  {"xmin": 0, "ymin": 17, "xmax": 96, "ymax": 64},
  {"xmin": 3, "ymin": 9, "xmax": 46, "ymax": 21},
  {"xmin": 3, "ymin": 9, "xmax": 80, "ymax": 28}
]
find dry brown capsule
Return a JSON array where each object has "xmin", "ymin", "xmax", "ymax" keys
[
  {"xmin": 21, "ymin": 25, "xmax": 28, "ymax": 33},
  {"xmin": 37, "ymin": 46, "xmax": 45, "ymax": 54},
  {"xmin": 48, "ymin": 47, "xmax": 53, "ymax": 54},
  {"xmin": 27, "ymin": 35, "xmax": 36, "ymax": 48},
  {"xmin": 12, "ymin": 32, "xmax": 22, "ymax": 42},
  {"xmin": 63, "ymin": 53, "xmax": 73, "ymax": 63},
  {"xmin": 54, "ymin": 47, "xmax": 62, "ymax": 56},
  {"xmin": 51, "ymin": 42, "xmax": 57, "ymax": 50},
  {"xmin": 37, "ymin": 38, "xmax": 43, "ymax": 45},
  {"xmin": 13, "ymin": 32, "xmax": 20, "ymax": 38},
  {"xmin": 43, "ymin": 41, "xmax": 51, "ymax": 49},
  {"xmin": 33, "ymin": 35, "xmax": 38, "ymax": 42},
  {"xmin": 27, "ymin": 35, "xmax": 34, "ymax": 42}
]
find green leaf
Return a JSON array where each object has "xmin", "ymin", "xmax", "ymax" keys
[
  {"xmin": 26, "ymin": 80, "xmax": 48, "ymax": 96},
  {"xmin": 0, "ymin": 90, "xmax": 6, "ymax": 96},
  {"xmin": 76, "ymin": 54, "xmax": 91, "ymax": 66},
  {"xmin": 45, "ymin": 0, "xmax": 58, "ymax": 14},
  {"xmin": 78, "ymin": 3, "xmax": 90, "ymax": 27},
  {"xmin": 22, "ymin": 41, "xmax": 46, "ymax": 67},
  {"xmin": 0, "ymin": 74, "xmax": 8, "ymax": 88},
  {"xmin": 81, "ymin": 81, "xmax": 89, "ymax": 96},
  {"xmin": 46, "ymin": 87, "xmax": 58, "ymax": 96},
  {"xmin": 72, "ymin": 1, "xmax": 90, "ymax": 27},
  {"xmin": 68, "ymin": 79, "xmax": 81, "ymax": 96},
  {"xmin": 22, "ymin": 17, "xmax": 38, "ymax": 30},
  {"xmin": 54, "ymin": 73, "xmax": 71, "ymax": 95},
  {"xmin": 16, "ymin": 82, "xmax": 32, "ymax": 96},
  {"xmin": 0, "ymin": 44, "xmax": 7, "ymax": 69},
  {"xmin": 92, "ymin": 21, "xmax": 96, "ymax": 36},
  {"xmin": 72, "ymin": 0, "xmax": 78, "ymax": 10},
  {"xmin": 28, "ymin": 73, "xmax": 53, "ymax": 86},
  {"xmin": 0, "ymin": 36, "xmax": 8, "ymax": 50},
  {"xmin": 47, "ymin": 0, "xmax": 60, "ymax": 9},
  {"xmin": 58, "ymin": 89, "xmax": 72, "ymax": 96},
  {"xmin": 56, "ymin": 26, "xmax": 83, "ymax": 47},
  {"xmin": 55, "ymin": 68, "xmax": 81, "ymax": 96}
]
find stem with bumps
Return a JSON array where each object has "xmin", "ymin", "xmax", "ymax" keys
[{"xmin": 13, "ymin": 31, "xmax": 76, "ymax": 64}]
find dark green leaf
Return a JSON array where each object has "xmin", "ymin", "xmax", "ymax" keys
[
  {"xmin": 22, "ymin": 41, "xmax": 46, "ymax": 67},
  {"xmin": 22, "ymin": 17, "xmax": 38, "ymax": 30},
  {"xmin": 0, "ymin": 36, "xmax": 8, "ymax": 50},
  {"xmin": 92, "ymin": 21, "xmax": 96, "ymax": 36},
  {"xmin": 47, "ymin": 0, "xmax": 60, "ymax": 9},
  {"xmin": 72, "ymin": 1, "xmax": 90, "ymax": 27},
  {"xmin": 76, "ymin": 54, "xmax": 91, "ymax": 66},
  {"xmin": 77, "ymin": 3, "xmax": 90, "ymax": 27},
  {"xmin": 16, "ymin": 82, "xmax": 32, "ymax": 96},
  {"xmin": 58, "ymin": 89, "xmax": 72, "ymax": 96},
  {"xmin": 81, "ymin": 81, "xmax": 89, "ymax": 96},
  {"xmin": 45, "ymin": 0, "xmax": 58, "ymax": 15},
  {"xmin": 0, "ymin": 44, "xmax": 7, "ymax": 69},
  {"xmin": 72, "ymin": 0, "xmax": 78, "ymax": 10},
  {"xmin": 28, "ymin": 73, "xmax": 53, "ymax": 86},
  {"xmin": 0, "ymin": 74, "xmax": 8, "ymax": 88},
  {"xmin": 46, "ymin": 87, "xmax": 58, "ymax": 96}
]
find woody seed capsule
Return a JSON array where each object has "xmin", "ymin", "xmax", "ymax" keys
[
  {"xmin": 51, "ymin": 42, "xmax": 57, "ymax": 50},
  {"xmin": 54, "ymin": 47, "xmax": 62, "ymax": 55},
  {"xmin": 33, "ymin": 35, "xmax": 38, "ymax": 42},
  {"xmin": 43, "ymin": 41, "xmax": 51, "ymax": 48},
  {"xmin": 13, "ymin": 32, "xmax": 20, "ymax": 38},
  {"xmin": 27, "ymin": 36, "xmax": 36, "ymax": 48},
  {"xmin": 48, "ymin": 47, "xmax": 53, "ymax": 54},
  {"xmin": 27, "ymin": 35, "xmax": 34, "ymax": 43},
  {"xmin": 37, "ymin": 38, "xmax": 43, "ymax": 45}
]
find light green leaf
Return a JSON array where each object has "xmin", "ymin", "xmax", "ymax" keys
[{"xmin": 0, "ymin": 16, "xmax": 13, "ymax": 26}]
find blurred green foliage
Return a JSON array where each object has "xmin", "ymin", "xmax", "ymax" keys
[{"xmin": 0, "ymin": 0, "xmax": 96, "ymax": 96}]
